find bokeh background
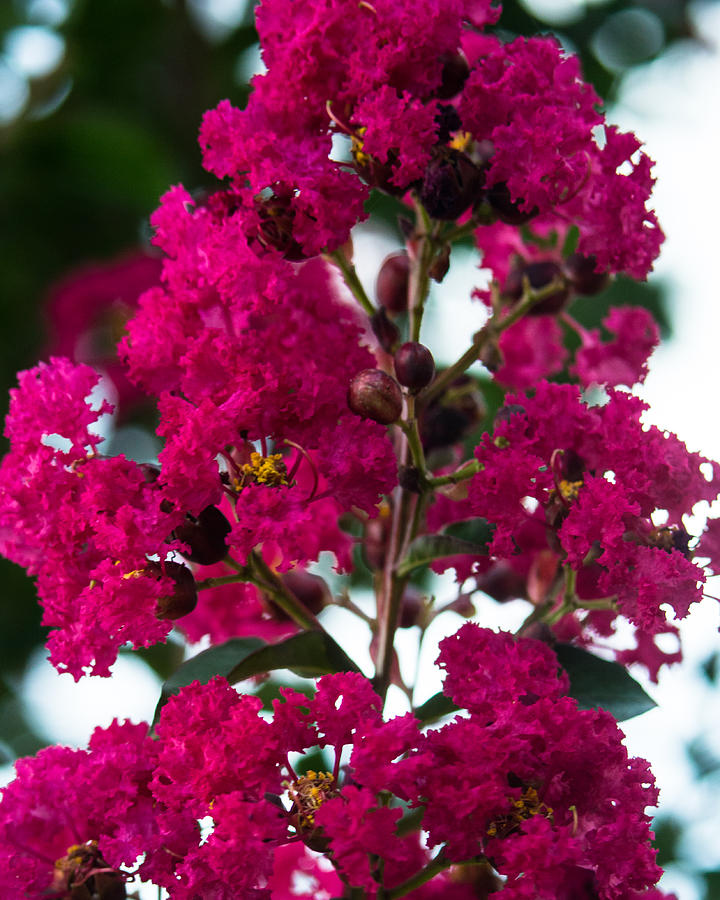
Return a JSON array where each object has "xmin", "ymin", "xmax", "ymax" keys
[{"xmin": 1, "ymin": 1, "xmax": 720, "ymax": 897}]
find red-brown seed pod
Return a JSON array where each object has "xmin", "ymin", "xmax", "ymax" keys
[
  {"xmin": 376, "ymin": 251, "xmax": 410, "ymax": 315},
  {"xmin": 174, "ymin": 505, "xmax": 231, "ymax": 566},
  {"xmin": 487, "ymin": 181, "xmax": 538, "ymax": 225},
  {"xmin": 394, "ymin": 341, "xmax": 435, "ymax": 392},
  {"xmin": 348, "ymin": 369, "xmax": 403, "ymax": 425},
  {"xmin": 503, "ymin": 260, "xmax": 570, "ymax": 315},
  {"xmin": 563, "ymin": 252, "xmax": 610, "ymax": 296},
  {"xmin": 148, "ymin": 560, "xmax": 198, "ymax": 620}
]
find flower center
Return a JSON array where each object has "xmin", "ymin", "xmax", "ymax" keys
[
  {"xmin": 52, "ymin": 841, "xmax": 126, "ymax": 899},
  {"xmin": 558, "ymin": 478, "xmax": 583, "ymax": 502},
  {"xmin": 287, "ymin": 770, "xmax": 338, "ymax": 830},
  {"xmin": 486, "ymin": 786, "xmax": 553, "ymax": 839},
  {"xmin": 235, "ymin": 452, "xmax": 289, "ymax": 491}
]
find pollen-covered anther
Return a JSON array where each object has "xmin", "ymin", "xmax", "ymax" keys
[
  {"xmin": 287, "ymin": 770, "xmax": 338, "ymax": 830},
  {"xmin": 52, "ymin": 840, "xmax": 126, "ymax": 899},
  {"xmin": 486, "ymin": 786, "xmax": 553, "ymax": 839},
  {"xmin": 236, "ymin": 452, "xmax": 289, "ymax": 491},
  {"xmin": 558, "ymin": 478, "xmax": 583, "ymax": 502}
]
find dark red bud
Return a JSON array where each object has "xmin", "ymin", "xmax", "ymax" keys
[
  {"xmin": 434, "ymin": 103, "xmax": 462, "ymax": 143},
  {"xmin": 398, "ymin": 465, "xmax": 424, "ymax": 493},
  {"xmin": 348, "ymin": 369, "xmax": 403, "ymax": 425},
  {"xmin": 429, "ymin": 243, "xmax": 451, "ymax": 283},
  {"xmin": 281, "ymin": 570, "xmax": 331, "ymax": 616},
  {"xmin": 394, "ymin": 341, "xmax": 435, "ymax": 391},
  {"xmin": 475, "ymin": 561, "xmax": 527, "ymax": 603},
  {"xmin": 419, "ymin": 148, "xmax": 482, "ymax": 220},
  {"xmin": 398, "ymin": 586, "xmax": 426, "ymax": 628},
  {"xmin": 371, "ymin": 308, "xmax": 401, "ymax": 353},
  {"xmin": 376, "ymin": 251, "xmax": 410, "ymax": 314},
  {"xmin": 436, "ymin": 51, "xmax": 471, "ymax": 99},
  {"xmin": 420, "ymin": 375, "xmax": 486, "ymax": 451},
  {"xmin": 148, "ymin": 561, "xmax": 198, "ymax": 620},
  {"xmin": 174, "ymin": 505, "xmax": 231, "ymax": 566},
  {"xmin": 563, "ymin": 252, "xmax": 610, "ymax": 296},
  {"xmin": 487, "ymin": 181, "xmax": 538, "ymax": 225}
]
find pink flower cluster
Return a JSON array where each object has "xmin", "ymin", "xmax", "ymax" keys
[{"xmin": 0, "ymin": 628, "xmax": 674, "ymax": 900}]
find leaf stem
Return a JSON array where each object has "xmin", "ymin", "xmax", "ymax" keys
[
  {"xmin": 326, "ymin": 249, "xmax": 375, "ymax": 316},
  {"xmin": 386, "ymin": 850, "xmax": 452, "ymax": 898}
]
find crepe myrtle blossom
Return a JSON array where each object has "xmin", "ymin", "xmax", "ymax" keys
[
  {"xmin": 0, "ymin": 629, "xmax": 672, "ymax": 898},
  {"xmin": 195, "ymin": 0, "xmax": 661, "ymax": 275},
  {"xmin": 465, "ymin": 382, "xmax": 720, "ymax": 636}
]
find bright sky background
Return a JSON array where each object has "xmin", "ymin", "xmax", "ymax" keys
[{"xmin": 2, "ymin": 3, "xmax": 720, "ymax": 898}]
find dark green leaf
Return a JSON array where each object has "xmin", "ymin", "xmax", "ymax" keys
[
  {"xmin": 153, "ymin": 637, "xmax": 265, "ymax": 723},
  {"xmin": 414, "ymin": 691, "xmax": 459, "ymax": 723},
  {"xmin": 397, "ymin": 533, "xmax": 491, "ymax": 578},
  {"xmin": 555, "ymin": 644, "xmax": 656, "ymax": 721},
  {"xmin": 227, "ymin": 631, "xmax": 361, "ymax": 683},
  {"xmin": 444, "ymin": 518, "xmax": 495, "ymax": 546}
]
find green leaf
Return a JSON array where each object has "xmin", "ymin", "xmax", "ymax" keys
[
  {"xmin": 554, "ymin": 644, "xmax": 656, "ymax": 721},
  {"xmin": 154, "ymin": 631, "xmax": 361, "ymax": 725},
  {"xmin": 396, "ymin": 533, "xmax": 491, "ymax": 578},
  {"xmin": 153, "ymin": 637, "xmax": 266, "ymax": 723},
  {"xmin": 227, "ymin": 631, "xmax": 361, "ymax": 683},
  {"xmin": 414, "ymin": 691, "xmax": 459, "ymax": 723}
]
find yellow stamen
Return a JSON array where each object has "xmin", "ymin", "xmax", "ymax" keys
[
  {"xmin": 235, "ymin": 452, "xmax": 289, "ymax": 491},
  {"xmin": 558, "ymin": 479, "xmax": 583, "ymax": 501}
]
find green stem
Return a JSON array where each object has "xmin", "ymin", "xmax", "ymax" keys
[
  {"xmin": 243, "ymin": 551, "xmax": 326, "ymax": 632},
  {"xmin": 397, "ymin": 396, "xmax": 427, "ymax": 477},
  {"xmin": 420, "ymin": 276, "xmax": 566, "ymax": 407},
  {"xmin": 386, "ymin": 851, "xmax": 451, "ymax": 899},
  {"xmin": 408, "ymin": 200, "xmax": 434, "ymax": 342},
  {"xmin": 426, "ymin": 459, "xmax": 480, "ymax": 488},
  {"xmin": 326, "ymin": 249, "xmax": 375, "ymax": 316},
  {"xmin": 195, "ymin": 573, "xmax": 246, "ymax": 591}
]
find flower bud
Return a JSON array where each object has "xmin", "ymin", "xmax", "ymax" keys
[
  {"xmin": 563, "ymin": 252, "xmax": 610, "ymax": 296},
  {"xmin": 428, "ymin": 243, "xmax": 451, "ymax": 282},
  {"xmin": 394, "ymin": 341, "xmax": 435, "ymax": 391},
  {"xmin": 420, "ymin": 375, "xmax": 486, "ymax": 452},
  {"xmin": 398, "ymin": 586, "xmax": 426, "ymax": 628},
  {"xmin": 148, "ymin": 561, "xmax": 198, "ymax": 620},
  {"xmin": 419, "ymin": 147, "xmax": 482, "ymax": 220},
  {"xmin": 487, "ymin": 181, "xmax": 538, "ymax": 225},
  {"xmin": 435, "ymin": 51, "xmax": 471, "ymax": 99},
  {"xmin": 281, "ymin": 570, "xmax": 331, "ymax": 616},
  {"xmin": 348, "ymin": 369, "xmax": 403, "ymax": 425},
  {"xmin": 398, "ymin": 465, "xmax": 424, "ymax": 493},
  {"xmin": 376, "ymin": 251, "xmax": 409, "ymax": 314},
  {"xmin": 174, "ymin": 505, "xmax": 231, "ymax": 566},
  {"xmin": 504, "ymin": 261, "xmax": 569, "ymax": 315},
  {"xmin": 370, "ymin": 308, "xmax": 401, "ymax": 353}
]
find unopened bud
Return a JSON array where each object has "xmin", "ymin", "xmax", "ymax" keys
[
  {"xmin": 370, "ymin": 308, "xmax": 401, "ymax": 353},
  {"xmin": 487, "ymin": 181, "xmax": 538, "ymax": 225},
  {"xmin": 429, "ymin": 243, "xmax": 451, "ymax": 283},
  {"xmin": 174, "ymin": 505, "xmax": 231, "ymax": 566},
  {"xmin": 398, "ymin": 586, "xmax": 426, "ymax": 628},
  {"xmin": 419, "ymin": 148, "xmax": 482, "ymax": 220},
  {"xmin": 281, "ymin": 570, "xmax": 331, "ymax": 616},
  {"xmin": 394, "ymin": 341, "xmax": 435, "ymax": 392},
  {"xmin": 436, "ymin": 51, "xmax": 471, "ymax": 99},
  {"xmin": 563, "ymin": 252, "xmax": 610, "ymax": 296},
  {"xmin": 398, "ymin": 465, "xmax": 424, "ymax": 493},
  {"xmin": 348, "ymin": 369, "xmax": 403, "ymax": 425},
  {"xmin": 376, "ymin": 251, "xmax": 410, "ymax": 314},
  {"xmin": 149, "ymin": 561, "xmax": 198, "ymax": 620}
]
